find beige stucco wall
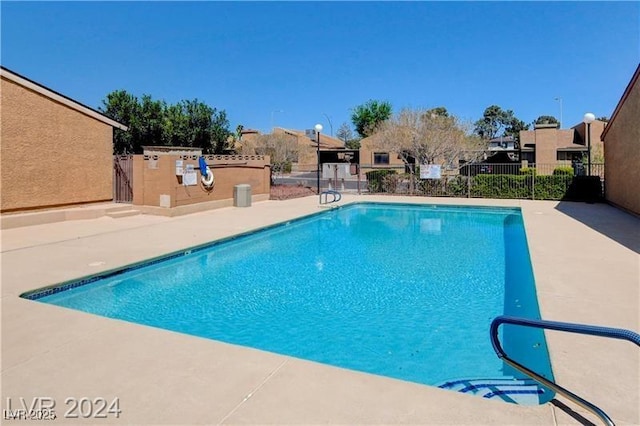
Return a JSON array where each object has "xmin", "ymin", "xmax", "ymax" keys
[
  {"xmin": 1, "ymin": 77, "xmax": 113, "ymax": 212},
  {"xmin": 603, "ymin": 77, "xmax": 640, "ymax": 215},
  {"xmin": 132, "ymin": 154, "xmax": 270, "ymax": 208},
  {"xmin": 519, "ymin": 123, "xmax": 605, "ymax": 173},
  {"xmin": 530, "ymin": 128, "xmax": 558, "ymax": 166},
  {"xmin": 359, "ymin": 134, "xmax": 405, "ymax": 174}
]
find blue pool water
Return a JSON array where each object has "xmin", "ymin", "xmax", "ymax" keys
[{"xmin": 26, "ymin": 203, "xmax": 554, "ymax": 403}]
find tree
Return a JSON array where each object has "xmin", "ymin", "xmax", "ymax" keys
[
  {"xmin": 596, "ymin": 116, "xmax": 609, "ymax": 122},
  {"xmin": 533, "ymin": 115, "xmax": 559, "ymax": 126},
  {"xmin": 474, "ymin": 105, "xmax": 528, "ymax": 140},
  {"xmin": 351, "ymin": 100, "xmax": 392, "ymax": 138},
  {"xmin": 336, "ymin": 122, "xmax": 354, "ymax": 144},
  {"xmin": 100, "ymin": 90, "xmax": 139, "ymax": 154},
  {"xmin": 345, "ymin": 139, "xmax": 361, "ymax": 150},
  {"xmin": 375, "ymin": 108, "xmax": 484, "ymax": 174},
  {"xmin": 101, "ymin": 91, "xmax": 232, "ymax": 154},
  {"xmin": 138, "ymin": 95, "xmax": 166, "ymax": 148},
  {"xmin": 336, "ymin": 122, "xmax": 361, "ymax": 149},
  {"xmin": 209, "ymin": 107, "xmax": 232, "ymax": 154},
  {"xmin": 505, "ymin": 118, "xmax": 528, "ymax": 140},
  {"xmin": 249, "ymin": 133, "xmax": 299, "ymax": 183},
  {"xmin": 425, "ymin": 106, "xmax": 449, "ymax": 117}
]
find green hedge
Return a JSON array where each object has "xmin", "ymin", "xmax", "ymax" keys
[
  {"xmin": 365, "ymin": 170, "xmax": 602, "ymax": 201},
  {"xmin": 470, "ymin": 174, "xmax": 576, "ymax": 200},
  {"xmin": 519, "ymin": 167, "xmax": 536, "ymax": 176},
  {"xmin": 553, "ymin": 166, "xmax": 574, "ymax": 176},
  {"xmin": 416, "ymin": 176, "xmax": 468, "ymax": 197},
  {"xmin": 535, "ymin": 175, "xmax": 574, "ymax": 200},
  {"xmin": 472, "ymin": 175, "xmax": 533, "ymax": 199}
]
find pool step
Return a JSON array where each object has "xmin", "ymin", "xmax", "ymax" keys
[
  {"xmin": 437, "ymin": 376, "xmax": 547, "ymax": 405},
  {"xmin": 106, "ymin": 209, "xmax": 141, "ymax": 219}
]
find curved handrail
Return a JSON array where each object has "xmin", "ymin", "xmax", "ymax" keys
[
  {"xmin": 320, "ymin": 190, "xmax": 342, "ymax": 205},
  {"xmin": 490, "ymin": 316, "xmax": 640, "ymax": 426}
]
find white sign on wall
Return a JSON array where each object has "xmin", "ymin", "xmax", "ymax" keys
[
  {"xmin": 420, "ymin": 164, "xmax": 442, "ymax": 179},
  {"xmin": 182, "ymin": 171, "xmax": 197, "ymax": 186}
]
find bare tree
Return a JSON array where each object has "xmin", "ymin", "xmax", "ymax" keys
[
  {"xmin": 373, "ymin": 108, "xmax": 485, "ymax": 192},
  {"xmin": 245, "ymin": 133, "xmax": 299, "ymax": 183}
]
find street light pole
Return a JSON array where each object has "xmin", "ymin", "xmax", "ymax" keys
[
  {"xmin": 270, "ymin": 109, "xmax": 283, "ymax": 131},
  {"xmin": 315, "ymin": 123, "xmax": 323, "ymax": 198},
  {"xmin": 554, "ymin": 97, "xmax": 563, "ymax": 128},
  {"xmin": 323, "ymin": 113, "xmax": 333, "ymax": 136},
  {"xmin": 583, "ymin": 113, "xmax": 595, "ymax": 176}
]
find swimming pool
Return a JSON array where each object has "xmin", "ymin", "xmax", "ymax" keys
[{"xmin": 23, "ymin": 203, "xmax": 554, "ymax": 404}]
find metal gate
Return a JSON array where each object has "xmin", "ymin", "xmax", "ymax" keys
[{"xmin": 113, "ymin": 155, "xmax": 133, "ymax": 203}]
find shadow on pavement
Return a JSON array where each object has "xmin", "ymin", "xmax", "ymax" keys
[{"xmin": 554, "ymin": 201, "xmax": 639, "ymax": 254}]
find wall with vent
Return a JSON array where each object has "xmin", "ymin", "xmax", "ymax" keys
[{"xmin": 132, "ymin": 154, "xmax": 271, "ymax": 209}]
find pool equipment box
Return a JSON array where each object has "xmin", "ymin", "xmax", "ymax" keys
[{"xmin": 234, "ymin": 184, "xmax": 252, "ymax": 207}]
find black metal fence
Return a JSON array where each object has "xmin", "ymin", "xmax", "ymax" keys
[{"xmin": 365, "ymin": 163, "xmax": 605, "ymax": 201}]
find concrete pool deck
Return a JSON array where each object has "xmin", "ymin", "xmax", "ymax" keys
[{"xmin": 1, "ymin": 195, "xmax": 638, "ymax": 425}]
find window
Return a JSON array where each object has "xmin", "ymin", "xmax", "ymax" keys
[
  {"xmin": 373, "ymin": 152, "xmax": 389, "ymax": 165},
  {"xmin": 557, "ymin": 151, "xmax": 583, "ymax": 161}
]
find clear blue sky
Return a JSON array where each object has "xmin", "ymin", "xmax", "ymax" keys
[{"xmin": 2, "ymin": 2, "xmax": 638, "ymax": 135}]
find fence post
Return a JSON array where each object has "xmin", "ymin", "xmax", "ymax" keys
[
  {"xmin": 532, "ymin": 169, "xmax": 536, "ymax": 200},
  {"xmin": 467, "ymin": 175, "xmax": 471, "ymax": 198}
]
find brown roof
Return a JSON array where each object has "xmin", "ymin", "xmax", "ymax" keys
[{"xmin": 275, "ymin": 127, "xmax": 345, "ymax": 149}]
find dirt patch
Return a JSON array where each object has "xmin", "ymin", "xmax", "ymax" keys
[{"xmin": 270, "ymin": 185, "xmax": 316, "ymax": 200}]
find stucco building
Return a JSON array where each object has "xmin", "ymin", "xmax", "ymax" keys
[
  {"xmin": 519, "ymin": 121, "xmax": 605, "ymax": 168},
  {"xmin": 241, "ymin": 127, "xmax": 345, "ymax": 172},
  {"xmin": 0, "ymin": 67, "xmax": 127, "ymax": 212},
  {"xmin": 359, "ymin": 133, "xmax": 407, "ymax": 174},
  {"xmin": 601, "ymin": 63, "xmax": 640, "ymax": 216}
]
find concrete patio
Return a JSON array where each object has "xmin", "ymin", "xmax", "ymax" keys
[{"xmin": 1, "ymin": 195, "xmax": 638, "ymax": 425}]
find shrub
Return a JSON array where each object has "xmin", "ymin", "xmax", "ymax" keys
[
  {"xmin": 444, "ymin": 176, "xmax": 469, "ymax": 197},
  {"xmin": 534, "ymin": 175, "xmax": 573, "ymax": 200},
  {"xmin": 366, "ymin": 169, "xmax": 397, "ymax": 193},
  {"xmin": 552, "ymin": 166, "xmax": 574, "ymax": 176},
  {"xmin": 519, "ymin": 167, "xmax": 536, "ymax": 176},
  {"xmin": 470, "ymin": 174, "xmax": 578, "ymax": 200},
  {"xmin": 382, "ymin": 174, "xmax": 402, "ymax": 193},
  {"xmin": 472, "ymin": 175, "xmax": 533, "ymax": 199}
]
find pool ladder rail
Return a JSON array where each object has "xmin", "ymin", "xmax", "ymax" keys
[
  {"xmin": 490, "ymin": 315, "xmax": 640, "ymax": 426},
  {"xmin": 320, "ymin": 190, "xmax": 342, "ymax": 205}
]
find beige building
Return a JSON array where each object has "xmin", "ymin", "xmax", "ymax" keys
[
  {"xmin": 601, "ymin": 63, "xmax": 640, "ymax": 216},
  {"xmin": 0, "ymin": 67, "xmax": 127, "ymax": 212},
  {"xmin": 359, "ymin": 133, "xmax": 407, "ymax": 174},
  {"xmin": 241, "ymin": 127, "xmax": 345, "ymax": 172},
  {"xmin": 519, "ymin": 121, "xmax": 605, "ymax": 169}
]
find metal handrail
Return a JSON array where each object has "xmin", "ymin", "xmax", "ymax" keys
[
  {"xmin": 320, "ymin": 190, "xmax": 342, "ymax": 205},
  {"xmin": 490, "ymin": 316, "xmax": 640, "ymax": 426}
]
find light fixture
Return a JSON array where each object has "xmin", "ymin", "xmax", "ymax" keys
[
  {"xmin": 583, "ymin": 113, "xmax": 595, "ymax": 175},
  {"xmin": 315, "ymin": 124, "xmax": 323, "ymax": 197}
]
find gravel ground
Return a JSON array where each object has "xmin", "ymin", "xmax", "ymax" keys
[{"xmin": 270, "ymin": 185, "xmax": 316, "ymax": 200}]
